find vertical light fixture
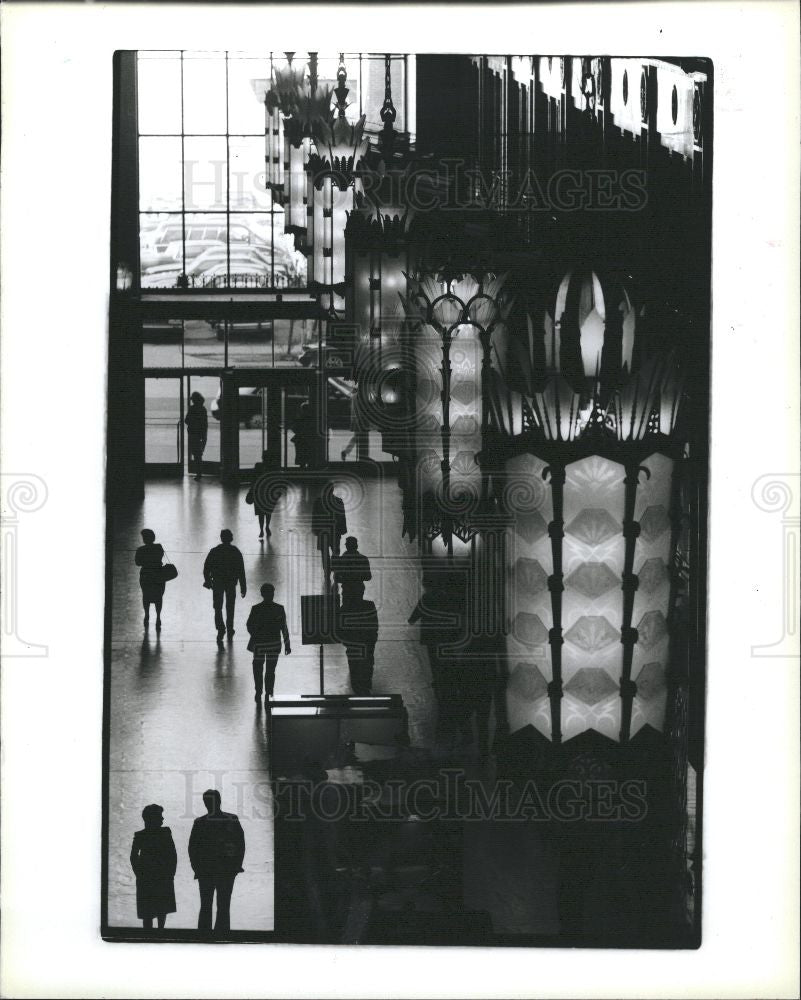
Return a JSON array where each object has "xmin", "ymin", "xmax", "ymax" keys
[
  {"xmin": 281, "ymin": 53, "xmax": 333, "ymax": 249},
  {"xmin": 399, "ymin": 269, "xmax": 513, "ymax": 550},
  {"xmin": 306, "ymin": 53, "xmax": 369, "ymax": 315},
  {"xmin": 265, "ymin": 53, "xmax": 306, "ymax": 201},
  {"xmin": 489, "ymin": 269, "xmax": 684, "ymax": 746}
]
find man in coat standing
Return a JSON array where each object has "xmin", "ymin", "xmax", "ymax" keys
[
  {"xmin": 246, "ymin": 583, "xmax": 291, "ymax": 705},
  {"xmin": 203, "ymin": 529, "xmax": 247, "ymax": 641},
  {"xmin": 184, "ymin": 391, "xmax": 208, "ymax": 481},
  {"xmin": 335, "ymin": 582, "xmax": 379, "ymax": 696},
  {"xmin": 188, "ymin": 789, "xmax": 246, "ymax": 934},
  {"xmin": 332, "ymin": 536, "xmax": 372, "ymax": 601}
]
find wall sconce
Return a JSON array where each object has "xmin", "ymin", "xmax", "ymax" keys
[{"xmin": 115, "ymin": 262, "xmax": 133, "ymax": 293}]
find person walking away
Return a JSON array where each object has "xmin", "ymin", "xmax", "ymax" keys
[
  {"xmin": 245, "ymin": 452, "xmax": 282, "ymax": 540},
  {"xmin": 336, "ymin": 583, "xmax": 379, "ymax": 696},
  {"xmin": 246, "ymin": 583, "xmax": 291, "ymax": 705},
  {"xmin": 312, "ymin": 484, "xmax": 347, "ymax": 579},
  {"xmin": 332, "ymin": 536, "xmax": 372, "ymax": 601},
  {"xmin": 203, "ymin": 529, "xmax": 247, "ymax": 641},
  {"xmin": 130, "ymin": 804, "xmax": 177, "ymax": 930},
  {"xmin": 135, "ymin": 528, "xmax": 165, "ymax": 631},
  {"xmin": 185, "ymin": 391, "xmax": 208, "ymax": 481},
  {"xmin": 188, "ymin": 790, "xmax": 245, "ymax": 934}
]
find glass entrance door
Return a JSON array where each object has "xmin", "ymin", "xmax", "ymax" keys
[
  {"xmin": 231, "ymin": 372, "xmax": 319, "ymax": 475},
  {"xmin": 144, "ymin": 376, "xmax": 183, "ymax": 475},
  {"xmin": 239, "ymin": 383, "xmax": 309, "ymax": 472}
]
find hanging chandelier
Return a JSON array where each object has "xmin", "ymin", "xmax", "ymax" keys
[
  {"xmin": 265, "ymin": 54, "xmax": 307, "ymax": 198},
  {"xmin": 305, "ymin": 55, "xmax": 371, "ymax": 314},
  {"xmin": 282, "ymin": 56, "xmax": 334, "ymax": 246}
]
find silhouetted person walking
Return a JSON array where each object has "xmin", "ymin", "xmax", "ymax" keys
[
  {"xmin": 188, "ymin": 790, "xmax": 245, "ymax": 934},
  {"xmin": 332, "ymin": 536, "xmax": 372, "ymax": 601},
  {"xmin": 203, "ymin": 529, "xmax": 246, "ymax": 641},
  {"xmin": 130, "ymin": 804, "xmax": 177, "ymax": 930},
  {"xmin": 246, "ymin": 583, "xmax": 291, "ymax": 705},
  {"xmin": 312, "ymin": 485, "xmax": 347, "ymax": 577},
  {"xmin": 185, "ymin": 391, "xmax": 208, "ymax": 481},
  {"xmin": 246, "ymin": 452, "xmax": 282, "ymax": 540},
  {"xmin": 336, "ymin": 583, "xmax": 379, "ymax": 696},
  {"xmin": 135, "ymin": 528, "xmax": 165, "ymax": 631}
]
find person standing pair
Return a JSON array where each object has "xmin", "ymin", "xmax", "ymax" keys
[{"xmin": 130, "ymin": 792, "xmax": 246, "ymax": 935}]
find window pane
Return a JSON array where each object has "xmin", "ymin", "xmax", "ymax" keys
[
  {"xmin": 272, "ymin": 318, "xmax": 314, "ymax": 365},
  {"xmin": 317, "ymin": 53, "xmax": 360, "ymax": 124},
  {"xmin": 183, "ymin": 321, "xmax": 226, "ymax": 369},
  {"xmin": 139, "ymin": 136, "xmax": 182, "ymax": 211},
  {"xmin": 183, "ymin": 136, "xmax": 227, "ymax": 211},
  {"xmin": 183, "ymin": 212, "xmax": 228, "ymax": 285},
  {"xmin": 230, "ymin": 213, "xmax": 307, "ymax": 288},
  {"xmin": 145, "ymin": 378, "xmax": 181, "ymax": 464},
  {"xmin": 143, "ymin": 319, "xmax": 183, "ymax": 367},
  {"xmin": 227, "ymin": 238, "xmax": 271, "ymax": 289},
  {"xmin": 229, "ymin": 137, "xmax": 271, "ymax": 210},
  {"xmin": 363, "ymin": 55, "xmax": 405, "ymax": 132},
  {"xmin": 182, "ymin": 52, "xmax": 227, "ymax": 134},
  {"xmin": 140, "ymin": 212, "xmax": 183, "ymax": 287},
  {"xmin": 225, "ymin": 326, "xmax": 275, "ymax": 369},
  {"xmin": 228, "ymin": 57, "xmax": 269, "ymax": 134},
  {"xmin": 137, "ymin": 53, "xmax": 182, "ymax": 134}
]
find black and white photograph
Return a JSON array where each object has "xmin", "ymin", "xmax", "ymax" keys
[
  {"xmin": 102, "ymin": 46, "xmax": 713, "ymax": 947},
  {"xmin": 0, "ymin": 3, "xmax": 798, "ymax": 998}
]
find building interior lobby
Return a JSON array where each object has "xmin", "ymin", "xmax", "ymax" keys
[{"xmin": 105, "ymin": 51, "xmax": 710, "ymax": 947}]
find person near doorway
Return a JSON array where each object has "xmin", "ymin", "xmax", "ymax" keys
[
  {"xmin": 332, "ymin": 536, "xmax": 372, "ymax": 601},
  {"xmin": 312, "ymin": 484, "xmax": 347, "ymax": 578},
  {"xmin": 290, "ymin": 401, "xmax": 316, "ymax": 470},
  {"xmin": 203, "ymin": 529, "xmax": 247, "ymax": 641},
  {"xmin": 335, "ymin": 582, "xmax": 379, "ymax": 696},
  {"xmin": 246, "ymin": 583, "xmax": 291, "ymax": 705},
  {"xmin": 245, "ymin": 451, "xmax": 282, "ymax": 540},
  {"xmin": 135, "ymin": 528, "xmax": 165, "ymax": 631},
  {"xmin": 188, "ymin": 790, "xmax": 245, "ymax": 935},
  {"xmin": 185, "ymin": 391, "xmax": 208, "ymax": 481},
  {"xmin": 130, "ymin": 803, "xmax": 177, "ymax": 930}
]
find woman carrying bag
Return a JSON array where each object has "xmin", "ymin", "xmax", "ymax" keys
[{"xmin": 134, "ymin": 529, "xmax": 178, "ymax": 631}]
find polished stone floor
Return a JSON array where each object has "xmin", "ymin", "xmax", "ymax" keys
[{"xmin": 106, "ymin": 471, "xmax": 435, "ymax": 932}]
